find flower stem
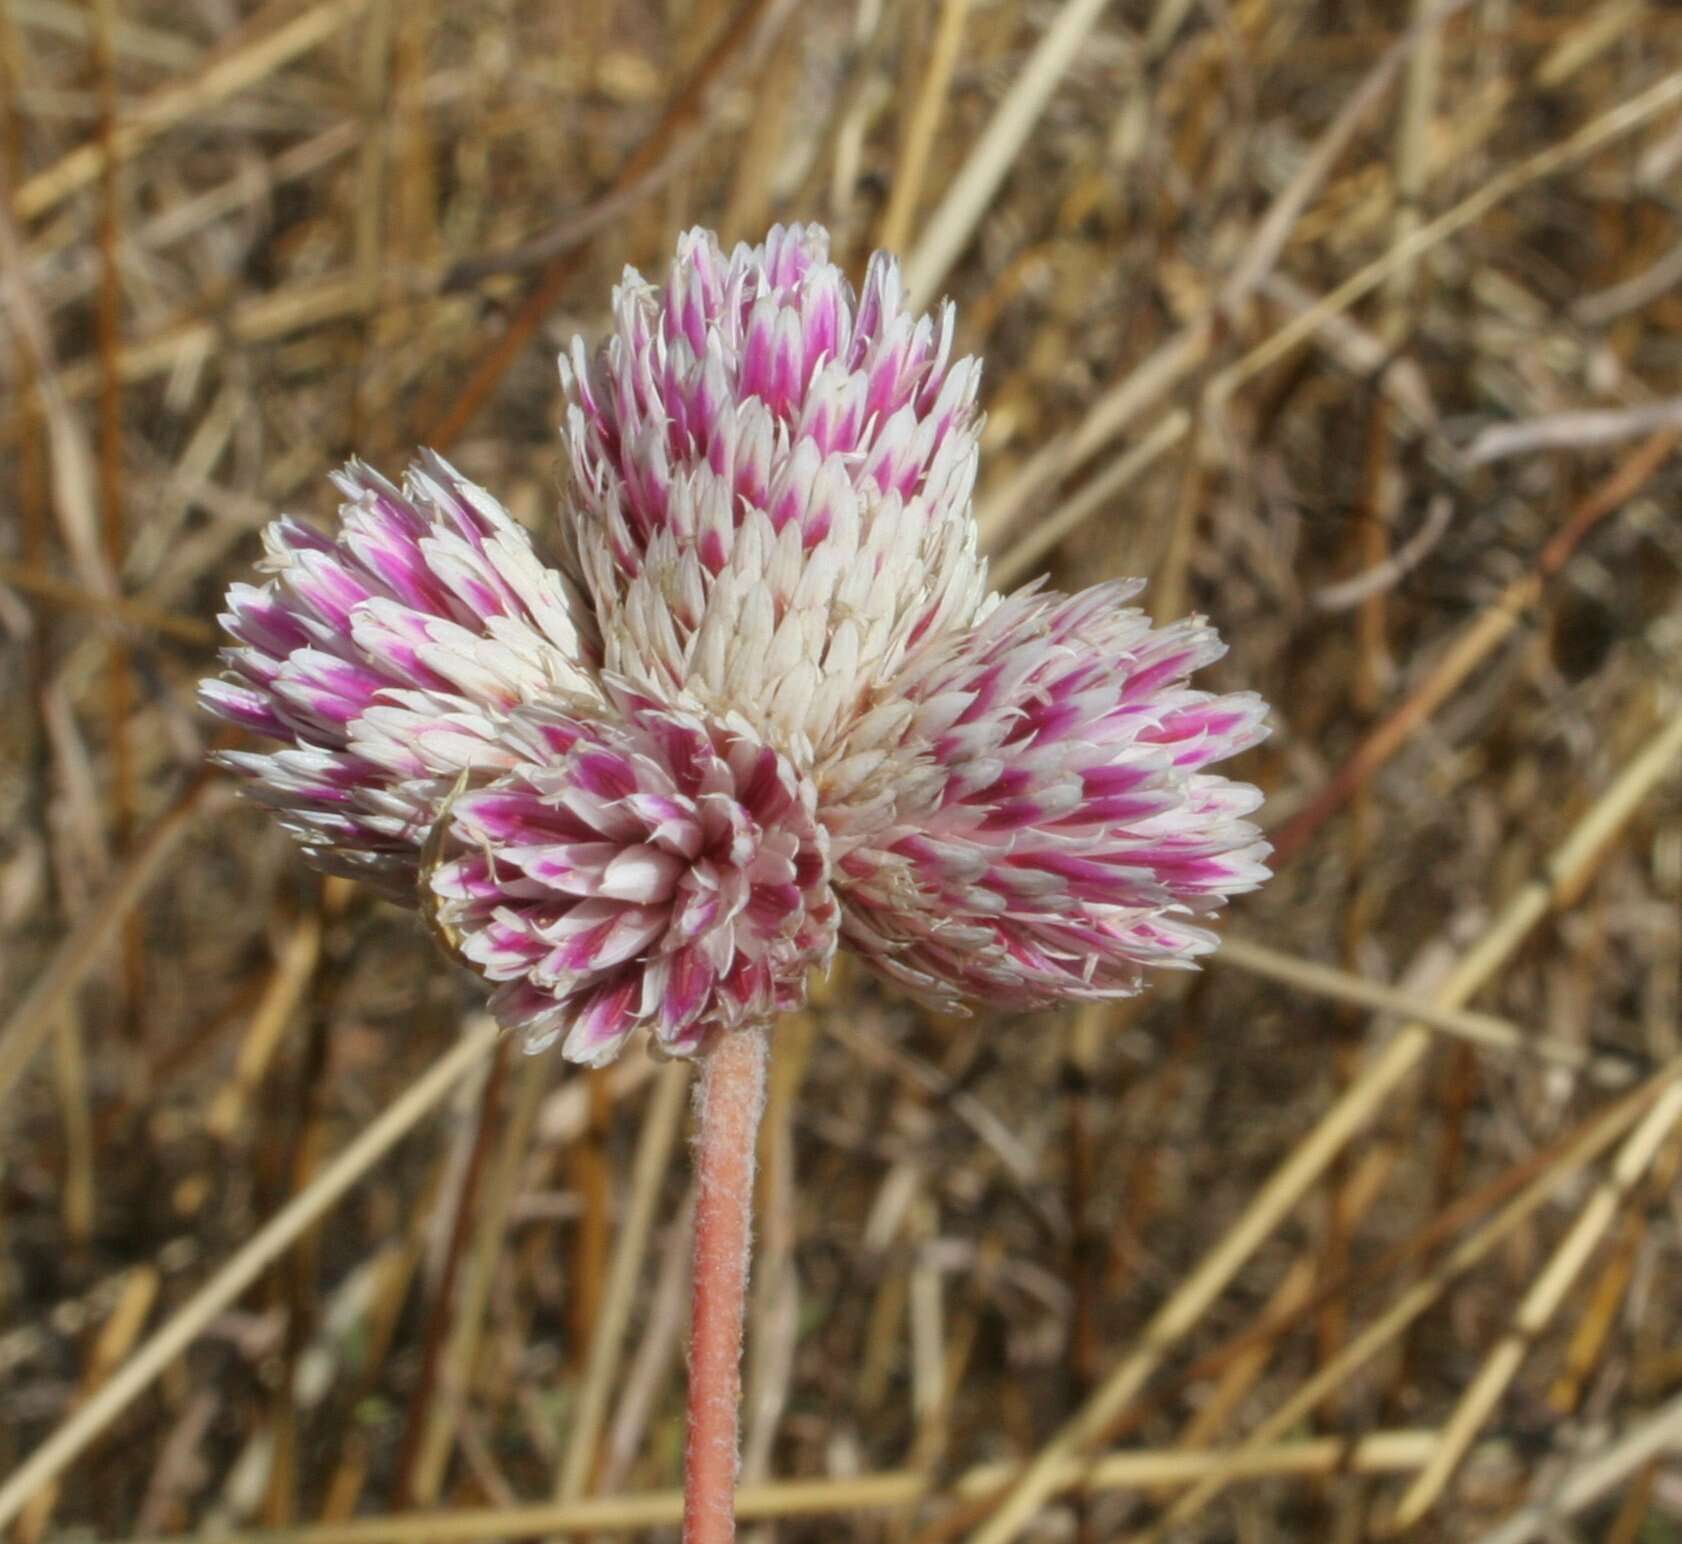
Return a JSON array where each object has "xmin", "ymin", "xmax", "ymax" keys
[{"xmin": 683, "ymin": 1023, "xmax": 769, "ymax": 1544}]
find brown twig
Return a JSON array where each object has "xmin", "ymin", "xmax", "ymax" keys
[
  {"xmin": 420, "ymin": 0, "xmax": 797, "ymax": 450},
  {"xmin": 964, "ymin": 702, "xmax": 1682, "ymax": 1543},
  {"xmin": 389, "ymin": 1038, "xmax": 509, "ymax": 1506},
  {"xmin": 1270, "ymin": 427, "xmax": 1682, "ymax": 866}
]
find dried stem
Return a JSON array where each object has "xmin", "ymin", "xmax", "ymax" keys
[
  {"xmin": 902, "ymin": 0, "xmax": 1111, "ymax": 308},
  {"xmin": 391, "ymin": 1039, "xmax": 510, "ymax": 1505},
  {"xmin": 966, "ymin": 702, "xmax": 1682, "ymax": 1544},
  {"xmin": 684, "ymin": 1024, "xmax": 769, "ymax": 1544},
  {"xmin": 0, "ymin": 1018, "xmax": 502, "ymax": 1532},
  {"xmin": 1469, "ymin": 1387, "xmax": 1682, "ymax": 1544},
  {"xmin": 95, "ymin": 1429, "xmax": 1470, "ymax": 1544},
  {"xmin": 407, "ymin": 1053, "xmax": 551, "ymax": 1502},
  {"xmin": 875, "ymin": 0, "xmax": 970, "ymax": 255},
  {"xmin": 1271, "ymin": 426, "xmax": 1682, "ymax": 865},
  {"xmin": 1388, "ymin": 1077, "xmax": 1682, "ymax": 1527},
  {"xmin": 1212, "ymin": 933, "xmax": 1629, "ymax": 1076},
  {"xmin": 422, "ymin": 0, "xmax": 795, "ymax": 447},
  {"xmin": 12, "ymin": 0, "xmax": 372, "ymax": 222},
  {"xmin": 1138, "ymin": 1057, "xmax": 1682, "ymax": 1540},
  {"xmin": 556, "ymin": 1059, "xmax": 691, "ymax": 1501},
  {"xmin": 0, "ymin": 777, "xmax": 229, "ymax": 1105}
]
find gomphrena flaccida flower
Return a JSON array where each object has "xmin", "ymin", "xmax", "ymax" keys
[
  {"xmin": 201, "ymin": 223, "xmax": 1271, "ymax": 1064},
  {"xmin": 200, "ymin": 221, "xmax": 1274, "ymax": 1544}
]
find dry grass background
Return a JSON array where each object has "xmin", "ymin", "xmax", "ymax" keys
[{"xmin": 3, "ymin": 0, "xmax": 1682, "ymax": 1539}]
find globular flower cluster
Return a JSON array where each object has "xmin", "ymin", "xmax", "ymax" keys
[
  {"xmin": 428, "ymin": 698, "xmax": 837, "ymax": 1062},
  {"xmin": 203, "ymin": 224, "xmax": 1270, "ymax": 1064}
]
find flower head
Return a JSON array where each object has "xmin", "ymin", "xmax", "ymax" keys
[
  {"xmin": 200, "ymin": 455, "xmax": 599, "ymax": 898},
  {"xmin": 837, "ymin": 580, "xmax": 1269, "ymax": 1010},
  {"xmin": 428, "ymin": 696, "xmax": 836, "ymax": 1065},
  {"xmin": 202, "ymin": 223, "xmax": 1270, "ymax": 1062},
  {"xmin": 556, "ymin": 223, "xmax": 986, "ymax": 759}
]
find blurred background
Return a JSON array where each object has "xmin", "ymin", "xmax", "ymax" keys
[{"xmin": 4, "ymin": 1, "xmax": 1682, "ymax": 1539}]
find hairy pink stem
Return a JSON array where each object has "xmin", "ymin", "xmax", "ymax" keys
[{"xmin": 683, "ymin": 1023, "xmax": 768, "ymax": 1544}]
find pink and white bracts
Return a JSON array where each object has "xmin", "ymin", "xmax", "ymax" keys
[
  {"xmin": 839, "ymin": 580, "xmax": 1271, "ymax": 1011},
  {"xmin": 202, "ymin": 224, "xmax": 1271, "ymax": 1062},
  {"xmin": 201, "ymin": 455, "xmax": 599, "ymax": 898},
  {"xmin": 558, "ymin": 223, "xmax": 986, "ymax": 760},
  {"xmin": 428, "ymin": 699, "xmax": 836, "ymax": 1066}
]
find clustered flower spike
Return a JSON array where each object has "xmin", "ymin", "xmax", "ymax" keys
[
  {"xmin": 428, "ymin": 696, "xmax": 837, "ymax": 1064},
  {"xmin": 202, "ymin": 223, "xmax": 1270, "ymax": 1064}
]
